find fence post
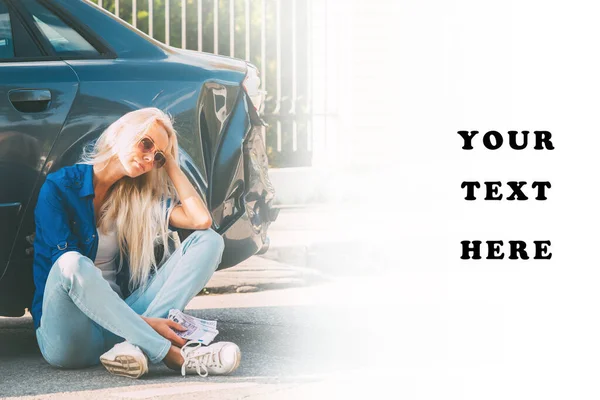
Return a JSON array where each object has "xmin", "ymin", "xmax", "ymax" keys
[
  {"xmin": 165, "ymin": 0, "xmax": 170, "ymax": 45},
  {"xmin": 181, "ymin": 0, "xmax": 186, "ymax": 49},
  {"xmin": 245, "ymin": 0, "xmax": 250, "ymax": 61},
  {"xmin": 229, "ymin": 0, "xmax": 234, "ymax": 57},
  {"xmin": 149, "ymin": 0, "xmax": 154, "ymax": 37},
  {"xmin": 197, "ymin": 0, "xmax": 202, "ymax": 51},
  {"xmin": 213, "ymin": 0, "xmax": 218, "ymax": 54},
  {"xmin": 132, "ymin": 0, "xmax": 137, "ymax": 27}
]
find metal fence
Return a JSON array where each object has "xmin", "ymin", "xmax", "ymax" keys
[{"xmin": 95, "ymin": 0, "xmax": 336, "ymax": 169}]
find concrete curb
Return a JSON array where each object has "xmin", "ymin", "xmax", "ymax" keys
[{"xmin": 205, "ymin": 255, "xmax": 331, "ymax": 295}]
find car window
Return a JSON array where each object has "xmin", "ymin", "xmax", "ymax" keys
[
  {"xmin": 20, "ymin": 0, "xmax": 99, "ymax": 57},
  {"xmin": 0, "ymin": 0, "xmax": 14, "ymax": 59}
]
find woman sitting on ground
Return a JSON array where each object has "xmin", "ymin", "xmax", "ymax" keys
[{"xmin": 31, "ymin": 107, "xmax": 240, "ymax": 378}]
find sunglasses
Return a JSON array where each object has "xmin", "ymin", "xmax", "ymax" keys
[{"xmin": 137, "ymin": 136, "xmax": 167, "ymax": 169}]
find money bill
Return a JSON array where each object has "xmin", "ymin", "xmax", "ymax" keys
[{"xmin": 168, "ymin": 309, "xmax": 219, "ymax": 345}]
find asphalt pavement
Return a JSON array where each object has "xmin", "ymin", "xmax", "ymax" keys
[
  {"xmin": 0, "ymin": 284, "xmax": 354, "ymax": 399},
  {"xmin": 0, "ymin": 205, "xmax": 387, "ymax": 399}
]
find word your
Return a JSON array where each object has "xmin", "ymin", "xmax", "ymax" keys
[
  {"xmin": 461, "ymin": 240, "xmax": 552, "ymax": 260},
  {"xmin": 457, "ymin": 131, "xmax": 554, "ymax": 150},
  {"xmin": 461, "ymin": 181, "xmax": 551, "ymax": 200}
]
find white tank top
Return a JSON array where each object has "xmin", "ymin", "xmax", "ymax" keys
[{"xmin": 95, "ymin": 228, "xmax": 123, "ymax": 298}]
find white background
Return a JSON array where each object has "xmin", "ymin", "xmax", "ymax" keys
[{"xmin": 325, "ymin": 1, "xmax": 600, "ymax": 398}]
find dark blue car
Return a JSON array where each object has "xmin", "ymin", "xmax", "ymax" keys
[{"xmin": 0, "ymin": 0, "xmax": 278, "ymax": 317}]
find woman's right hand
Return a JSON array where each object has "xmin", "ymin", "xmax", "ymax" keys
[{"xmin": 141, "ymin": 316, "xmax": 188, "ymax": 347}]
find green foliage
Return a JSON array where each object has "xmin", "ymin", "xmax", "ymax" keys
[{"xmin": 98, "ymin": 0, "xmax": 313, "ymax": 167}]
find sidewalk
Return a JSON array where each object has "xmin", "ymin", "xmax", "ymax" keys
[
  {"xmin": 205, "ymin": 203, "xmax": 377, "ymax": 294},
  {"xmin": 260, "ymin": 204, "xmax": 383, "ymax": 275},
  {"xmin": 205, "ymin": 205, "xmax": 334, "ymax": 294},
  {"xmin": 204, "ymin": 256, "xmax": 328, "ymax": 294}
]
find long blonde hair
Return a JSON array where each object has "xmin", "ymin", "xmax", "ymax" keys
[{"xmin": 79, "ymin": 107, "xmax": 180, "ymax": 292}]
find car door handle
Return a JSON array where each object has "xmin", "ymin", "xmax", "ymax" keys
[{"xmin": 8, "ymin": 89, "xmax": 52, "ymax": 112}]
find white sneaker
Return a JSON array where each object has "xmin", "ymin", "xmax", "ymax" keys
[
  {"xmin": 180, "ymin": 341, "xmax": 241, "ymax": 377},
  {"xmin": 100, "ymin": 341, "xmax": 149, "ymax": 379}
]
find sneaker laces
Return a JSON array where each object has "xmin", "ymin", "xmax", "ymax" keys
[{"xmin": 180, "ymin": 341, "xmax": 220, "ymax": 377}]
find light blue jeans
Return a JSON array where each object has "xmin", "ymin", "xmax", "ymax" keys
[{"xmin": 35, "ymin": 229, "xmax": 224, "ymax": 368}]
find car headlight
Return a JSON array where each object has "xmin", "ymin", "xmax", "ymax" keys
[{"xmin": 243, "ymin": 64, "xmax": 266, "ymax": 113}]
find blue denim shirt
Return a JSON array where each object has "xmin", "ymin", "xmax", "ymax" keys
[{"xmin": 31, "ymin": 163, "xmax": 175, "ymax": 329}]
